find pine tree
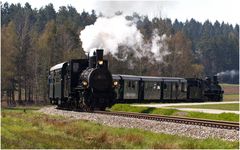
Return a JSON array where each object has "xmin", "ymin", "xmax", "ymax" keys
[{"xmin": 1, "ymin": 21, "xmax": 18, "ymax": 106}]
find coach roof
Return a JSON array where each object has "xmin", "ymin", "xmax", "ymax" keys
[
  {"xmin": 50, "ymin": 62, "xmax": 67, "ymax": 71},
  {"xmin": 112, "ymin": 74, "xmax": 187, "ymax": 82}
]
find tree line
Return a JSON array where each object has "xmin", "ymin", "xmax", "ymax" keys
[
  {"xmin": 1, "ymin": 3, "xmax": 239, "ymax": 105},
  {"xmin": 1, "ymin": 3, "xmax": 96, "ymax": 105}
]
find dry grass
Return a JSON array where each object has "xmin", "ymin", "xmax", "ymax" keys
[
  {"xmin": 223, "ymin": 94, "xmax": 239, "ymax": 101},
  {"xmin": 221, "ymin": 84, "xmax": 239, "ymax": 95},
  {"xmin": 1, "ymin": 107, "xmax": 239, "ymax": 149}
]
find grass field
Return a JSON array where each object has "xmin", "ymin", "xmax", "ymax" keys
[
  {"xmin": 171, "ymin": 103, "xmax": 239, "ymax": 111},
  {"xmin": 220, "ymin": 84, "xmax": 239, "ymax": 95},
  {"xmin": 110, "ymin": 104, "xmax": 239, "ymax": 122},
  {"xmin": 220, "ymin": 84, "xmax": 239, "ymax": 87},
  {"xmin": 1, "ymin": 107, "xmax": 239, "ymax": 149},
  {"xmin": 220, "ymin": 84, "xmax": 239, "ymax": 101},
  {"xmin": 223, "ymin": 94, "xmax": 239, "ymax": 101}
]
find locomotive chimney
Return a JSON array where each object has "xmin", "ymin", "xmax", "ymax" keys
[
  {"xmin": 213, "ymin": 75, "xmax": 219, "ymax": 84},
  {"xmin": 96, "ymin": 49, "xmax": 104, "ymax": 67},
  {"xmin": 89, "ymin": 51, "xmax": 96, "ymax": 68}
]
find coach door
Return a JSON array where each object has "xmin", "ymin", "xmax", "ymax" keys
[
  {"xmin": 54, "ymin": 69, "xmax": 62, "ymax": 99},
  {"xmin": 178, "ymin": 81, "xmax": 187, "ymax": 100},
  {"xmin": 172, "ymin": 82, "xmax": 178, "ymax": 100},
  {"xmin": 162, "ymin": 81, "xmax": 171, "ymax": 100},
  {"xmin": 187, "ymin": 80, "xmax": 202, "ymax": 100},
  {"xmin": 144, "ymin": 81, "xmax": 161, "ymax": 100},
  {"xmin": 124, "ymin": 80, "xmax": 139, "ymax": 100},
  {"xmin": 49, "ymin": 71, "xmax": 54, "ymax": 99}
]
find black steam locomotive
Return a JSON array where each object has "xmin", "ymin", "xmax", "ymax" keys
[
  {"xmin": 48, "ymin": 49, "xmax": 224, "ymax": 111},
  {"xmin": 48, "ymin": 49, "xmax": 117, "ymax": 111}
]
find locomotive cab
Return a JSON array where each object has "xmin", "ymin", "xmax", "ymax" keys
[
  {"xmin": 48, "ymin": 59, "xmax": 89, "ymax": 106},
  {"xmin": 49, "ymin": 62, "xmax": 67, "ymax": 105}
]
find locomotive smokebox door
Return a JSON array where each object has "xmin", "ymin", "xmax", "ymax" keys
[{"xmin": 96, "ymin": 49, "xmax": 104, "ymax": 67}]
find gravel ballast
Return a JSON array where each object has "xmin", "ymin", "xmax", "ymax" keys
[{"xmin": 38, "ymin": 106, "xmax": 239, "ymax": 141}]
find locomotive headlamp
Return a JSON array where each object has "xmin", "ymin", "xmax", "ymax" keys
[
  {"xmin": 98, "ymin": 60, "xmax": 104, "ymax": 65},
  {"xmin": 113, "ymin": 81, "xmax": 118, "ymax": 87},
  {"xmin": 82, "ymin": 81, "xmax": 88, "ymax": 87}
]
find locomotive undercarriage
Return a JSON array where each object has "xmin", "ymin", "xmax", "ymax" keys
[{"xmin": 56, "ymin": 90, "xmax": 114, "ymax": 111}]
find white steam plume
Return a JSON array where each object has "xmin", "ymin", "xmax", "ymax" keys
[
  {"xmin": 80, "ymin": 15, "xmax": 169, "ymax": 62},
  {"xmin": 149, "ymin": 29, "xmax": 169, "ymax": 61},
  {"xmin": 216, "ymin": 70, "xmax": 239, "ymax": 78}
]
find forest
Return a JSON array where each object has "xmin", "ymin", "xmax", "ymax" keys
[{"xmin": 1, "ymin": 2, "xmax": 239, "ymax": 104}]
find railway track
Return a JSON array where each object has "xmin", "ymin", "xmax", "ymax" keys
[{"xmin": 94, "ymin": 111, "xmax": 239, "ymax": 131}]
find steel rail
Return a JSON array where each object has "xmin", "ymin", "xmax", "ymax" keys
[{"xmin": 94, "ymin": 111, "xmax": 239, "ymax": 130}]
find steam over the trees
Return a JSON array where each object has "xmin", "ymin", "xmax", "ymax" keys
[{"xmin": 80, "ymin": 15, "xmax": 168, "ymax": 62}]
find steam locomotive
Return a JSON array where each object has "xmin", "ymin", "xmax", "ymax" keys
[
  {"xmin": 48, "ymin": 49, "xmax": 224, "ymax": 111},
  {"xmin": 48, "ymin": 49, "xmax": 117, "ymax": 111}
]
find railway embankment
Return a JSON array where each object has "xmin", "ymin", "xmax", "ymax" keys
[
  {"xmin": 2, "ymin": 106, "xmax": 239, "ymax": 149},
  {"xmin": 38, "ymin": 106, "xmax": 239, "ymax": 142},
  {"xmin": 111, "ymin": 104, "xmax": 239, "ymax": 122},
  {"xmin": 132, "ymin": 101, "xmax": 239, "ymax": 114}
]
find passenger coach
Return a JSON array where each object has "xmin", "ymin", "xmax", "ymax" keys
[{"xmin": 112, "ymin": 74, "xmax": 223, "ymax": 103}]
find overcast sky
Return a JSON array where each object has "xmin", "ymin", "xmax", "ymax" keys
[{"xmin": 2, "ymin": 0, "xmax": 240, "ymax": 25}]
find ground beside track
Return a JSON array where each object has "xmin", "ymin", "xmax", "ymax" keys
[
  {"xmin": 2, "ymin": 106, "xmax": 239, "ymax": 149},
  {"xmin": 110, "ymin": 104, "xmax": 239, "ymax": 122},
  {"xmin": 220, "ymin": 84, "xmax": 239, "ymax": 96},
  {"xmin": 221, "ymin": 84, "xmax": 239, "ymax": 102},
  {"xmin": 132, "ymin": 101, "xmax": 239, "ymax": 114}
]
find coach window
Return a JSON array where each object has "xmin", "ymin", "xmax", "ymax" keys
[
  {"xmin": 128, "ymin": 81, "xmax": 131, "ymax": 88},
  {"xmin": 163, "ymin": 83, "xmax": 167, "ymax": 89},
  {"xmin": 144, "ymin": 82, "xmax": 148, "ymax": 89},
  {"xmin": 175, "ymin": 83, "xmax": 179, "ymax": 90},
  {"xmin": 55, "ymin": 72, "xmax": 58, "ymax": 82},
  {"xmin": 153, "ymin": 82, "xmax": 160, "ymax": 90},
  {"xmin": 49, "ymin": 72, "xmax": 53, "ymax": 84},
  {"xmin": 48, "ymin": 75, "xmax": 51, "ymax": 84},
  {"xmin": 172, "ymin": 83, "xmax": 175, "ymax": 91},
  {"xmin": 73, "ymin": 63, "xmax": 79, "ymax": 72},
  {"xmin": 181, "ymin": 82, "xmax": 186, "ymax": 92},
  {"xmin": 59, "ymin": 71, "xmax": 62, "ymax": 81},
  {"xmin": 184, "ymin": 83, "xmax": 187, "ymax": 92},
  {"xmin": 132, "ymin": 81, "xmax": 135, "ymax": 89},
  {"xmin": 55, "ymin": 71, "xmax": 61, "ymax": 83}
]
